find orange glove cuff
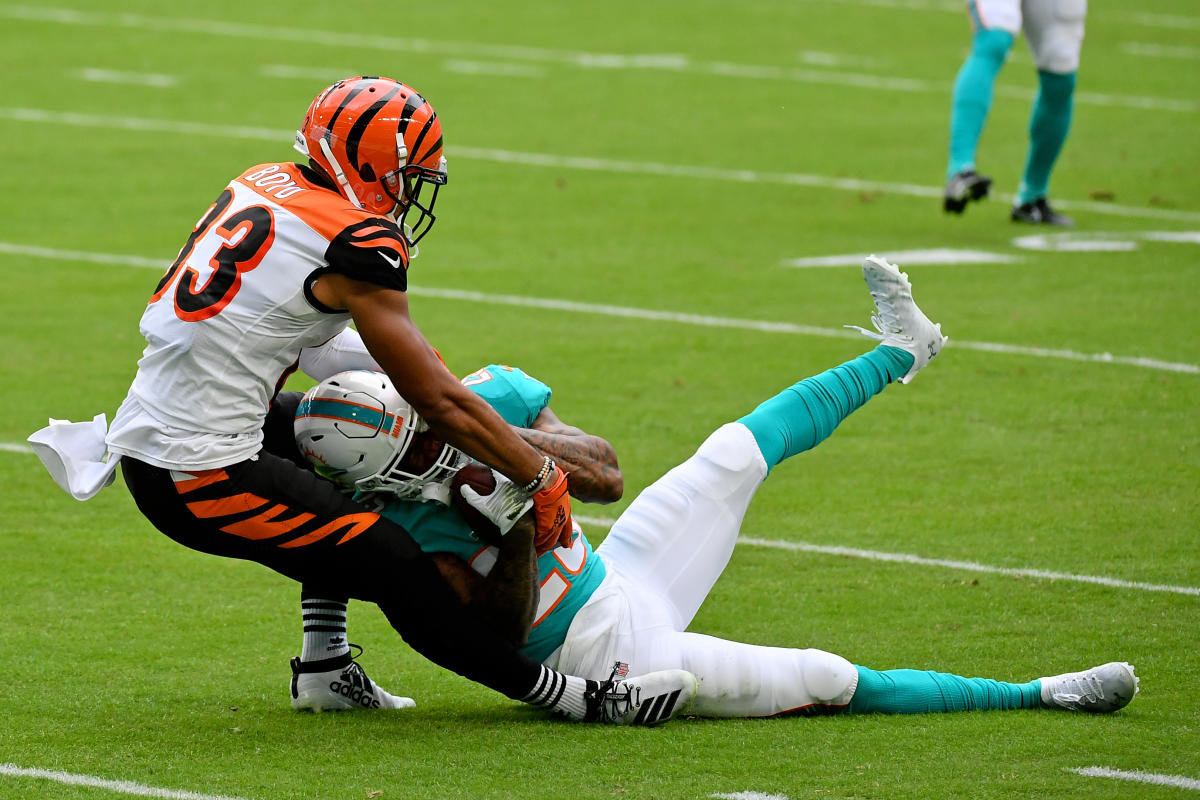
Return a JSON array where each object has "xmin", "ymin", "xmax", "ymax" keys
[{"xmin": 531, "ymin": 465, "xmax": 572, "ymax": 554}]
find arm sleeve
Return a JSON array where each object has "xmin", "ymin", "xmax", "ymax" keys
[{"xmin": 299, "ymin": 327, "xmax": 383, "ymax": 381}]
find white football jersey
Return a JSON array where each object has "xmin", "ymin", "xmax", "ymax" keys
[{"xmin": 107, "ymin": 162, "xmax": 411, "ymax": 470}]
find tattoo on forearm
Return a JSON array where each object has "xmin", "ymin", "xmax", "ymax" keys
[{"xmin": 517, "ymin": 426, "xmax": 622, "ymax": 504}]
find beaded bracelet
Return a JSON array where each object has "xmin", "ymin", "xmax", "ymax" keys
[{"xmin": 520, "ymin": 455, "xmax": 555, "ymax": 494}]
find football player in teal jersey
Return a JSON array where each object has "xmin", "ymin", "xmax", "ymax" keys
[
  {"xmin": 295, "ymin": 256, "xmax": 1138, "ymax": 718},
  {"xmin": 943, "ymin": 0, "xmax": 1085, "ymax": 225}
]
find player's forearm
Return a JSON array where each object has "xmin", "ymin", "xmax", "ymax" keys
[
  {"xmin": 517, "ymin": 426, "xmax": 623, "ymax": 504},
  {"xmin": 471, "ymin": 515, "xmax": 538, "ymax": 647},
  {"xmin": 345, "ymin": 285, "xmax": 545, "ymax": 485},
  {"xmin": 418, "ymin": 389, "xmax": 546, "ymax": 485}
]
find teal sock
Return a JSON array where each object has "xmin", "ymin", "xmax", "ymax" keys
[
  {"xmin": 1018, "ymin": 70, "xmax": 1076, "ymax": 205},
  {"xmin": 947, "ymin": 29, "xmax": 1014, "ymax": 178},
  {"xmin": 737, "ymin": 346, "xmax": 913, "ymax": 470},
  {"xmin": 849, "ymin": 666, "xmax": 1044, "ymax": 714}
]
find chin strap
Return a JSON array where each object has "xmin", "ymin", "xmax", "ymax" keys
[{"xmin": 318, "ymin": 137, "xmax": 362, "ymax": 208}]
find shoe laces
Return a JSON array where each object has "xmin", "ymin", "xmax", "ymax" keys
[
  {"xmin": 1052, "ymin": 671, "xmax": 1104, "ymax": 704},
  {"xmin": 587, "ymin": 662, "xmax": 640, "ymax": 723},
  {"xmin": 845, "ymin": 295, "xmax": 911, "ymax": 344}
]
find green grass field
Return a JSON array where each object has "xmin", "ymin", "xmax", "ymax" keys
[{"xmin": 1, "ymin": 1, "xmax": 1198, "ymax": 798}]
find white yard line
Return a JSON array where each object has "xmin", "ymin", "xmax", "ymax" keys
[
  {"xmin": 1121, "ymin": 42, "xmax": 1200, "ymax": 61},
  {"xmin": 1, "ymin": 241, "xmax": 1197, "ymax": 376},
  {"xmin": 78, "ymin": 68, "xmax": 177, "ymax": 87},
  {"xmin": 3, "ymin": 106, "xmax": 1198, "ymax": 225},
  {"xmin": 783, "ymin": 249, "xmax": 1019, "ymax": 267},
  {"xmin": 0, "ymin": 442, "xmax": 33, "ymax": 454},
  {"xmin": 0, "ymin": 763, "xmax": 251, "ymax": 800},
  {"xmin": 1, "ymin": 5, "xmax": 1194, "ymax": 113},
  {"xmin": 1070, "ymin": 767, "xmax": 1200, "ymax": 791},
  {"xmin": 571, "ymin": 516, "xmax": 1200, "ymax": 597}
]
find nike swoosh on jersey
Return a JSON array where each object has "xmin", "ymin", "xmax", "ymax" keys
[{"xmin": 378, "ymin": 251, "xmax": 403, "ymax": 269}]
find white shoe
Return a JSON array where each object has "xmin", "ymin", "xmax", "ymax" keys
[
  {"xmin": 1040, "ymin": 662, "xmax": 1139, "ymax": 713},
  {"xmin": 847, "ymin": 255, "xmax": 948, "ymax": 384},
  {"xmin": 585, "ymin": 663, "xmax": 697, "ymax": 725},
  {"xmin": 290, "ymin": 652, "xmax": 415, "ymax": 711}
]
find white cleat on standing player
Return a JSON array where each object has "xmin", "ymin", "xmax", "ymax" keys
[
  {"xmin": 290, "ymin": 653, "xmax": 415, "ymax": 711},
  {"xmin": 847, "ymin": 255, "xmax": 948, "ymax": 384}
]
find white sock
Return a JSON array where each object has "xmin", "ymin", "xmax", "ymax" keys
[
  {"xmin": 521, "ymin": 665, "xmax": 592, "ymax": 720},
  {"xmin": 300, "ymin": 597, "xmax": 350, "ymax": 664}
]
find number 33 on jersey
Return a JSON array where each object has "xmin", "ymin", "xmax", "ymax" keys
[{"xmin": 127, "ymin": 162, "xmax": 412, "ymax": 456}]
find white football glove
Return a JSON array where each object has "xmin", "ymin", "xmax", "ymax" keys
[{"xmin": 458, "ymin": 471, "xmax": 534, "ymax": 536}]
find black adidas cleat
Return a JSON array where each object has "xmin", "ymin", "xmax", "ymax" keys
[
  {"xmin": 1011, "ymin": 197, "xmax": 1074, "ymax": 226},
  {"xmin": 943, "ymin": 169, "xmax": 993, "ymax": 213},
  {"xmin": 584, "ymin": 662, "xmax": 697, "ymax": 725}
]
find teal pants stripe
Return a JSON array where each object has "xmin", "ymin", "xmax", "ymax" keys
[
  {"xmin": 850, "ymin": 666, "xmax": 1044, "ymax": 713},
  {"xmin": 737, "ymin": 346, "xmax": 913, "ymax": 470}
]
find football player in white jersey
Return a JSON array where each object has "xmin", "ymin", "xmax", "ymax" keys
[
  {"xmin": 95, "ymin": 76, "xmax": 696, "ymax": 725},
  {"xmin": 943, "ymin": 0, "xmax": 1086, "ymax": 225},
  {"xmin": 298, "ymin": 257, "xmax": 1139, "ymax": 718}
]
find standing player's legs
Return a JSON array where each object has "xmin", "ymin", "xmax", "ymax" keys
[
  {"xmin": 118, "ymin": 452, "xmax": 614, "ymax": 722},
  {"xmin": 256, "ymin": 390, "xmax": 385, "ymax": 708},
  {"xmin": 944, "ymin": 0, "xmax": 1019, "ymax": 213},
  {"xmin": 259, "ymin": 391, "xmax": 393, "ymax": 710},
  {"xmin": 1012, "ymin": 0, "xmax": 1085, "ymax": 225}
]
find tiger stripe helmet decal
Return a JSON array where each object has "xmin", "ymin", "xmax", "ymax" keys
[{"xmin": 295, "ymin": 76, "xmax": 447, "ymax": 247}]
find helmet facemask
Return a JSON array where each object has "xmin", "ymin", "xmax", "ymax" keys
[{"xmin": 382, "ymin": 156, "xmax": 447, "ymax": 252}]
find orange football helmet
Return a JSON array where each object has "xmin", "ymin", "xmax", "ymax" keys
[{"xmin": 295, "ymin": 76, "xmax": 447, "ymax": 247}]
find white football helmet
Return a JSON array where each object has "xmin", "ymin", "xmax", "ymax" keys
[{"xmin": 294, "ymin": 370, "xmax": 465, "ymax": 498}]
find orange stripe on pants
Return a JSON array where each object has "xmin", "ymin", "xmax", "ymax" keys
[
  {"xmin": 186, "ymin": 493, "xmax": 269, "ymax": 519},
  {"xmin": 173, "ymin": 469, "xmax": 230, "ymax": 494},
  {"xmin": 279, "ymin": 512, "xmax": 379, "ymax": 548},
  {"xmin": 221, "ymin": 504, "xmax": 316, "ymax": 540}
]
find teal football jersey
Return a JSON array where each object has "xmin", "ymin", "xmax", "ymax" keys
[{"xmin": 379, "ymin": 364, "xmax": 607, "ymax": 662}]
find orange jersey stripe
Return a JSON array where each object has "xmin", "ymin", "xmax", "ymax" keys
[
  {"xmin": 221, "ymin": 504, "xmax": 317, "ymax": 541},
  {"xmin": 235, "ymin": 163, "xmax": 377, "ymax": 242}
]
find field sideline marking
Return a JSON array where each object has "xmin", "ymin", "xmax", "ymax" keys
[
  {"xmin": 1, "ymin": 241, "xmax": 1197, "ymax": 376},
  {"xmin": 0, "ymin": 763, "xmax": 251, "ymax": 800},
  {"xmin": 2, "ymin": 106, "xmax": 1199, "ymax": 225},
  {"xmin": 0, "ymin": 5, "xmax": 1195, "ymax": 114},
  {"xmin": 570, "ymin": 515, "xmax": 1200, "ymax": 597},
  {"xmin": 1070, "ymin": 766, "xmax": 1200, "ymax": 791}
]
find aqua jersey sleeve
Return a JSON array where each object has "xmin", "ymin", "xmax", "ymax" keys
[{"xmin": 460, "ymin": 364, "xmax": 552, "ymax": 427}]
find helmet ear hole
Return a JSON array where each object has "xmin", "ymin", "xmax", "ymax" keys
[{"xmin": 360, "ymin": 164, "xmax": 377, "ymax": 182}]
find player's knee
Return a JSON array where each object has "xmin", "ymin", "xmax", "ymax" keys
[
  {"xmin": 800, "ymin": 649, "xmax": 859, "ymax": 705},
  {"xmin": 1033, "ymin": 37, "xmax": 1082, "ymax": 73},
  {"xmin": 972, "ymin": 28, "xmax": 1015, "ymax": 65},
  {"xmin": 695, "ymin": 423, "xmax": 768, "ymax": 477}
]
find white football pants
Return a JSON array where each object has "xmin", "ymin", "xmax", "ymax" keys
[
  {"xmin": 969, "ymin": 0, "xmax": 1087, "ymax": 73},
  {"xmin": 550, "ymin": 423, "xmax": 858, "ymax": 717}
]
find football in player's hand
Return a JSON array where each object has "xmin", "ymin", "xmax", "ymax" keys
[{"xmin": 450, "ymin": 463, "xmax": 503, "ymax": 546}]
